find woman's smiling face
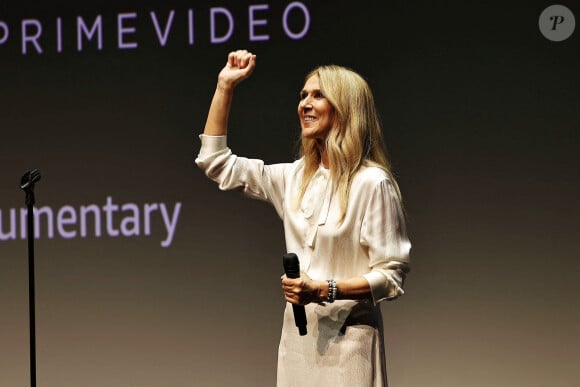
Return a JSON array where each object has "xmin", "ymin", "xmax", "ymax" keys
[{"xmin": 298, "ymin": 75, "xmax": 335, "ymax": 141}]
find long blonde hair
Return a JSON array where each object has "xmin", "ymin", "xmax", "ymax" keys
[{"xmin": 296, "ymin": 65, "xmax": 402, "ymax": 221}]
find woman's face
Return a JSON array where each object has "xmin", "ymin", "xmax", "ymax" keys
[{"xmin": 298, "ymin": 75, "xmax": 335, "ymax": 141}]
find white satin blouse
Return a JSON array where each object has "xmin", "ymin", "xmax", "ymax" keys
[{"xmin": 195, "ymin": 134, "xmax": 411, "ymax": 387}]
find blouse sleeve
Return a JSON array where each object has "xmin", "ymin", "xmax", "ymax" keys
[
  {"xmin": 360, "ymin": 178, "xmax": 411, "ymax": 304},
  {"xmin": 194, "ymin": 134, "xmax": 287, "ymax": 218}
]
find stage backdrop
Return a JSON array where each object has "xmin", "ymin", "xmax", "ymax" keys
[{"xmin": 1, "ymin": 1, "xmax": 579, "ymax": 386}]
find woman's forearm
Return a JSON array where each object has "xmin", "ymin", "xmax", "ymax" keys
[
  {"xmin": 203, "ymin": 82, "xmax": 234, "ymax": 136},
  {"xmin": 317, "ymin": 276, "xmax": 372, "ymax": 302},
  {"xmin": 202, "ymin": 50, "xmax": 256, "ymax": 136}
]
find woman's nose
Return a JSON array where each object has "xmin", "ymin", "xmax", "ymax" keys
[{"xmin": 300, "ymin": 96, "xmax": 312, "ymax": 108}]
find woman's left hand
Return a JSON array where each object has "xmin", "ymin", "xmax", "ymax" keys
[{"xmin": 281, "ymin": 272, "xmax": 326, "ymax": 305}]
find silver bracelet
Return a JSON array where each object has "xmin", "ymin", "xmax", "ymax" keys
[{"xmin": 326, "ymin": 279, "xmax": 337, "ymax": 303}]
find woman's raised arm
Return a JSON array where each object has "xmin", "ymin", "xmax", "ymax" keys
[{"xmin": 203, "ymin": 49, "xmax": 256, "ymax": 136}]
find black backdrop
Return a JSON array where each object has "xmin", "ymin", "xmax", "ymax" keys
[{"xmin": 1, "ymin": 1, "xmax": 579, "ymax": 386}]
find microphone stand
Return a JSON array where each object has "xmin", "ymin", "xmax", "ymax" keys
[{"xmin": 20, "ymin": 169, "xmax": 41, "ymax": 387}]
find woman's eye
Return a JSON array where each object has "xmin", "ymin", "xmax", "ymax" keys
[{"xmin": 299, "ymin": 91, "xmax": 324, "ymax": 100}]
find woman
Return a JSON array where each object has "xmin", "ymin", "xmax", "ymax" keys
[{"xmin": 195, "ymin": 49, "xmax": 411, "ymax": 387}]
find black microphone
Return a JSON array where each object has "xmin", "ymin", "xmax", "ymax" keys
[{"xmin": 283, "ymin": 253, "xmax": 307, "ymax": 336}]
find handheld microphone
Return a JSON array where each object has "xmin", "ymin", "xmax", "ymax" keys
[{"xmin": 283, "ymin": 253, "xmax": 307, "ymax": 336}]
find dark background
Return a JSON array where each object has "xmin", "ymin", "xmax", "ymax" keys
[{"xmin": 1, "ymin": 1, "xmax": 579, "ymax": 386}]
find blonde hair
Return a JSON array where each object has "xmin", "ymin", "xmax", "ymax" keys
[{"xmin": 296, "ymin": 65, "xmax": 402, "ymax": 221}]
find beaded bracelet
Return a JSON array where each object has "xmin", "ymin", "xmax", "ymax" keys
[{"xmin": 326, "ymin": 279, "xmax": 337, "ymax": 303}]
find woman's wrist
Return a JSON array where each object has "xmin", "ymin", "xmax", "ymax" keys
[
  {"xmin": 316, "ymin": 280, "xmax": 330, "ymax": 302},
  {"xmin": 216, "ymin": 78, "xmax": 236, "ymax": 94}
]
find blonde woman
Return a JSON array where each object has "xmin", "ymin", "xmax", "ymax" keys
[{"xmin": 195, "ymin": 49, "xmax": 411, "ymax": 387}]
